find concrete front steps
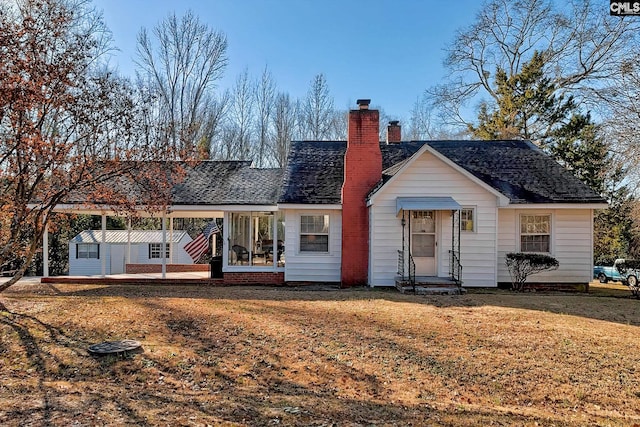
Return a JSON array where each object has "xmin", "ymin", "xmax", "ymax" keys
[{"xmin": 395, "ymin": 276, "xmax": 466, "ymax": 295}]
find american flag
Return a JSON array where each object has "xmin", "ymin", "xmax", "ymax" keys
[{"xmin": 184, "ymin": 221, "xmax": 220, "ymax": 261}]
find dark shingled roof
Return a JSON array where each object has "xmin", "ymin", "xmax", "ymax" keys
[
  {"xmin": 63, "ymin": 161, "xmax": 283, "ymax": 206},
  {"xmin": 426, "ymin": 140, "xmax": 605, "ymax": 204},
  {"xmin": 172, "ymin": 161, "xmax": 283, "ymax": 205},
  {"xmin": 279, "ymin": 141, "xmax": 346, "ymax": 204},
  {"xmin": 280, "ymin": 139, "xmax": 606, "ymax": 205}
]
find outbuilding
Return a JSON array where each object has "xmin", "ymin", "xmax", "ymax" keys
[{"xmin": 69, "ymin": 230, "xmax": 193, "ymax": 276}]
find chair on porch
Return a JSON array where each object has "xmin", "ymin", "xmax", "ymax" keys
[{"xmin": 232, "ymin": 245, "xmax": 250, "ymax": 265}]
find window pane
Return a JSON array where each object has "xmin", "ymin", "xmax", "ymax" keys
[
  {"xmin": 412, "ymin": 234, "xmax": 435, "ymax": 257},
  {"xmin": 461, "ymin": 208, "xmax": 474, "ymax": 232},
  {"xmin": 149, "ymin": 243, "xmax": 170, "ymax": 259},
  {"xmin": 300, "ymin": 235, "xmax": 328, "ymax": 252},
  {"xmin": 521, "ymin": 215, "xmax": 549, "ymax": 233},
  {"xmin": 521, "ymin": 235, "xmax": 550, "ymax": 253},
  {"xmin": 412, "ymin": 211, "xmax": 435, "ymax": 233},
  {"xmin": 277, "ymin": 211, "xmax": 285, "ymax": 267},
  {"xmin": 229, "ymin": 212, "xmax": 251, "ymax": 266},
  {"xmin": 254, "ymin": 212, "xmax": 274, "ymax": 266},
  {"xmin": 301, "ymin": 215, "xmax": 329, "ymax": 234},
  {"xmin": 78, "ymin": 243, "xmax": 99, "ymax": 259}
]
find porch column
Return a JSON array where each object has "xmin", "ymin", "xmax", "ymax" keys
[
  {"xmin": 169, "ymin": 216, "xmax": 174, "ymax": 264},
  {"xmin": 42, "ymin": 221, "xmax": 49, "ymax": 277},
  {"xmin": 161, "ymin": 211, "xmax": 167, "ymax": 279},
  {"xmin": 101, "ymin": 213, "xmax": 106, "ymax": 278},
  {"xmin": 126, "ymin": 217, "xmax": 131, "ymax": 267}
]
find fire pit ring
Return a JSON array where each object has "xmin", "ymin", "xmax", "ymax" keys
[{"xmin": 88, "ymin": 339, "xmax": 142, "ymax": 355}]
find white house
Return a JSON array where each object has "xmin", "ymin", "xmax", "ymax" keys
[
  {"xmin": 69, "ymin": 230, "xmax": 193, "ymax": 276},
  {"xmin": 49, "ymin": 99, "xmax": 606, "ymax": 289},
  {"xmin": 277, "ymin": 99, "xmax": 607, "ymax": 289}
]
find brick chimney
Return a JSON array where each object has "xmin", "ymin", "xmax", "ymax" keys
[
  {"xmin": 386, "ymin": 120, "xmax": 401, "ymax": 144},
  {"xmin": 341, "ymin": 99, "xmax": 381, "ymax": 287}
]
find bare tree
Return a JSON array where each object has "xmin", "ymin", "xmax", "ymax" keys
[
  {"xmin": 598, "ymin": 53, "xmax": 640, "ymax": 187},
  {"xmin": 254, "ymin": 65, "xmax": 276, "ymax": 167},
  {"xmin": 408, "ymin": 93, "xmax": 439, "ymax": 140},
  {"xmin": 226, "ymin": 69, "xmax": 254, "ymax": 160},
  {"xmin": 302, "ymin": 73, "xmax": 335, "ymax": 140},
  {"xmin": 136, "ymin": 10, "xmax": 228, "ymax": 158},
  {"xmin": 428, "ymin": 0, "xmax": 640, "ymax": 131},
  {"xmin": 272, "ymin": 92, "xmax": 297, "ymax": 167},
  {"xmin": 0, "ymin": 0, "xmax": 181, "ymax": 291}
]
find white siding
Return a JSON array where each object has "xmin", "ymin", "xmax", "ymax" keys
[
  {"xmin": 68, "ymin": 235, "xmax": 193, "ymax": 276},
  {"xmin": 369, "ymin": 151, "xmax": 499, "ymax": 287},
  {"xmin": 283, "ymin": 208, "xmax": 342, "ymax": 283},
  {"xmin": 69, "ymin": 242, "xmax": 111, "ymax": 276},
  {"xmin": 497, "ymin": 209, "xmax": 593, "ymax": 284},
  {"xmin": 138, "ymin": 238, "xmax": 193, "ymax": 265}
]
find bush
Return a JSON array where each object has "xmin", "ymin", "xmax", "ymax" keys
[{"xmin": 505, "ymin": 252, "xmax": 559, "ymax": 292}]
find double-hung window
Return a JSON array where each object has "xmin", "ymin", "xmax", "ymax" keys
[
  {"xmin": 461, "ymin": 208, "xmax": 475, "ymax": 232},
  {"xmin": 520, "ymin": 214, "xmax": 551, "ymax": 253},
  {"xmin": 149, "ymin": 243, "xmax": 170, "ymax": 259},
  {"xmin": 77, "ymin": 243, "xmax": 99, "ymax": 259},
  {"xmin": 300, "ymin": 215, "xmax": 329, "ymax": 253}
]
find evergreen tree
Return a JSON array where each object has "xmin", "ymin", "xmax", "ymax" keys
[
  {"xmin": 470, "ymin": 52, "xmax": 637, "ymax": 263},
  {"xmin": 469, "ymin": 52, "xmax": 574, "ymax": 143}
]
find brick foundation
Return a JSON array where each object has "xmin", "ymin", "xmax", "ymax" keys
[
  {"xmin": 126, "ymin": 264, "xmax": 210, "ymax": 274},
  {"xmin": 223, "ymin": 271, "xmax": 285, "ymax": 285}
]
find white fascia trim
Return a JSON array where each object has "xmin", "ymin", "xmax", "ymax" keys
[
  {"xmin": 501, "ymin": 203, "xmax": 608, "ymax": 210},
  {"xmin": 277, "ymin": 203, "xmax": 342, "ymax": 210}
]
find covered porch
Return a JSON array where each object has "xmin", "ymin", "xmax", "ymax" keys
[
  {"xmin": 42, "ymin": 204, "xmax": 286, "ymax": 285},
  {"xmin": 395, "ymin": 197, "xmax": 464, "ymax": 294}
]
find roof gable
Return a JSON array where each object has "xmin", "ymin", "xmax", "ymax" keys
[{"xmin": 426, "ymin": 140, "xmax": 605, "ymax": 204}]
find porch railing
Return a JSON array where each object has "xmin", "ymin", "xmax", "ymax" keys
[
  {"xmin": 397, "ymin": 250, "xmax": 416, "ymax": 291},
  {"xmin": 449, "ymin": 250, "xmax": 462, "ymax": 286}
]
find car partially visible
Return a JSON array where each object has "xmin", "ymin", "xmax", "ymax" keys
[
  {"xmin": 612, "ymin": 258, "xmax": 640, "ymax": 298},
  {"xmin": 593, "ymin": 263, "xmax": 624, "ymax": 283}
]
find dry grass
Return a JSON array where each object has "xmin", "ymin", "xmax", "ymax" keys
[{"xmin": 1, "ymin": 281, "xmax": 639, "ymax": 426}]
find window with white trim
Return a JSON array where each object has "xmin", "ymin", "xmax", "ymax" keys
[
  {"xmin": 520, "ymin": 214, "xmax": 551, "ymax": 253},
  {"xmin": 461, "ymin": 208, "xmax": 475, "ymax": 232},
  {"xmin": 300, "ymin": 215, "xmax": 329, "ymax": 252},
  {"xmin": 77, "ymin": 243, "xmax": 99, "ymax": 259},
  {"xmin": 149, "ymin": 243, "xmax": 170, "ymax": 259}
]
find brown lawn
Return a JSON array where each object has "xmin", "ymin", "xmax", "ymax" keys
[{"xmin": 1, "ymin": 281, "xmax": 639, "ymax": 426}]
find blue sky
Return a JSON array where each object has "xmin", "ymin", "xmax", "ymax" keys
[{"xmin": 93, "ymin": 0, "xmax": 481, "ymax": 121}]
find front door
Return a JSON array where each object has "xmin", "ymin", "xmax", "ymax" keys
[{"xmin": 411, "ymin": 210, "xmax": 437, "ymax": 276}]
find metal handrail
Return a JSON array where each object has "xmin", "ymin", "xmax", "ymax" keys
[
  {"xmin": 398, "ymin": 249, "xmax": 416, "ymax": 291},
  {"xmin": 408, "ymin": 253, "xmax": 416, "ymax": 292},
  {"xmin": 449, "ymin": 249, "xmax": 462, "ymax": 286}
]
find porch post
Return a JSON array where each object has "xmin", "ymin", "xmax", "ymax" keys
[
  {"xmin": 101, "ymin": 213, "xmax": 106, "ymax": 278},
  {"xmin": 126, "ymin": 217, "xmax": 131, "ymax": 267},
  {"xmin": 169, "ymin": 216, "xmax": 174, "ymax": 264},
  {"xmin": 42, "ymin": 221, "xmax": 49, "ymax": 277},
  {"xmin": 161, "ymin": 211, "xmax": 167, "ymax": 279}
]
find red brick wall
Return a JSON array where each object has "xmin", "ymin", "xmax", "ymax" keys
[
  {"xmin": 223, "ymin": 272, "xmax": 285, "ymax": 285},
  {"xmin": 386, "ymin": 121, "xmax": 401, "ymax": 144},
  {"xmin": 341, "ymin": 103, "xmax": 381, "ymax": 287},
  {"xmin": 126, "ymin": 264, "xmax": 210, "ymax": 274}
]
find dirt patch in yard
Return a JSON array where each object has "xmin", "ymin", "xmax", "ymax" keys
[{"xmin": 1, "ymin": 281, "xmax": 639, "ymax": 426}]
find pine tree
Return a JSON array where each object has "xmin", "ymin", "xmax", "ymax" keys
[
  {"xmin": 470, "ymin": 51, "xmax": 637, "ymax": 263},
  {"xmin": 469, "ymin": 52, "xmax": 574, "ymax": 143}
]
